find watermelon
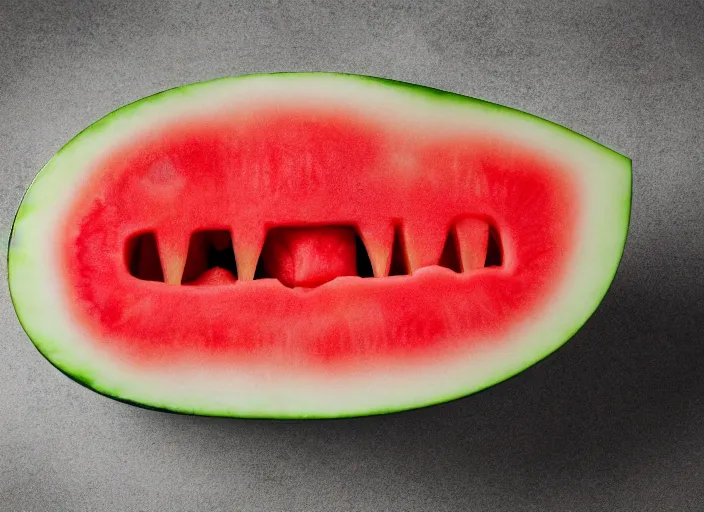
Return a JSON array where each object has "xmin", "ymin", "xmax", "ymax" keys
[{"xmin": 7, "ymin": 72, "xmax": 632, "ymax": 418}]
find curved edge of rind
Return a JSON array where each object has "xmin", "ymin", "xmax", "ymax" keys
[{"xmin": 45, "ymin": 72, "xmax": 629, "ymax": 171}]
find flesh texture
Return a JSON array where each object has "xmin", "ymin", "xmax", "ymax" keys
[{"xmin": 63, "ymin": 108, "xmax": 577, "ymax": 370}]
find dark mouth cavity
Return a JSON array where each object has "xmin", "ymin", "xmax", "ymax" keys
[{"xmin": 125, "ymin": 220, "xmax": 503, "ymax": 287}]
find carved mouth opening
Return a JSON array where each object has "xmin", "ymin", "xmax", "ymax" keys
[{"xmin": 126, "ymin": 218, "xmax": 502, "ymax": 287}]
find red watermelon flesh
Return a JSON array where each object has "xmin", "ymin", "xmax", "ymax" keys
[
  {"xmin": 260, "ymin": 226, "xmax": 359, "ymax": 288},
  {"xmin": 8, "ymin": 73, "xmax": 631, "ymax": 418},
  {"xmin": 64, "ymin": 107, "xmax": 575, "ymax": 368}
]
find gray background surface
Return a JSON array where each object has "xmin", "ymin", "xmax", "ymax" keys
[{"xmin": 1, "ymin": 0, "xmax": 703, "ymax": 510}]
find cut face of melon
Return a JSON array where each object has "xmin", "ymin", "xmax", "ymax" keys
[{"xmin": 7, "ymin": 73, "xmax": 632, "ymax": 418}]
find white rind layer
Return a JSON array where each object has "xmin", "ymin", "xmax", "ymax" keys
[{"xmin": 7, "ymin": 73, "xmax": 631, "ymax": 418}]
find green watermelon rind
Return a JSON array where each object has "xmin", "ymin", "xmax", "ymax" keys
[{"xmin": 7, "ymin": 72, "xmax": 632, "ymax": 419}]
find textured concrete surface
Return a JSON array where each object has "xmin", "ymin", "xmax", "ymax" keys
[{"xmin": 1, "ymin": 0, "xmax": 703, "ymax": 510}]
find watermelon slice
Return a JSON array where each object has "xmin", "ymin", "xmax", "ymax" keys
[{"xmin": 7, "ymin": 73, "xmax": 632, "ymax": 418}]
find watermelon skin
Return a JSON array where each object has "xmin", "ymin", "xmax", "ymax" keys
[{"xmin": 7, "ymin": 73, "xmax": 632, "ymax": 419}]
